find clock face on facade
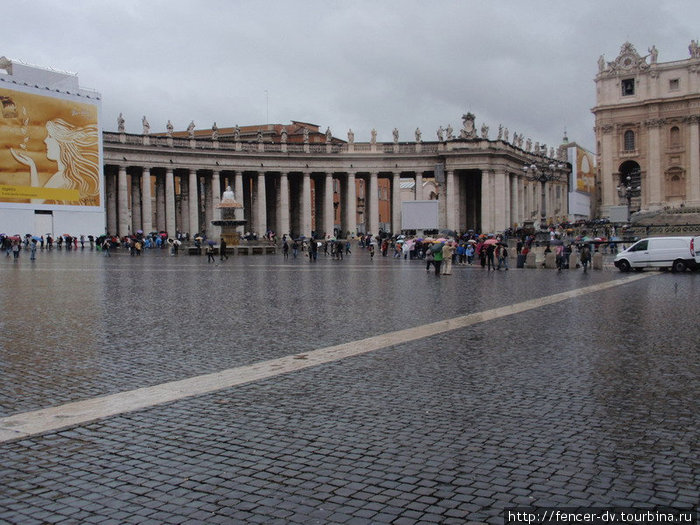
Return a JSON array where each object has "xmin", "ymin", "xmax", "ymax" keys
[{"xmin": 621, "ymin": 55, "xmax": 634, "ymax": 69}]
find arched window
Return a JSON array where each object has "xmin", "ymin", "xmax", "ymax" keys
[
  {"xmin": 666, "ymin": 169, "xmax": 685, "ymax": 199},
  {"xmin": 670, "ymin": 126, "xmax": 680, "ymax": 148},
  {"xmin": 624, "ymin": 130, "xmax": 635, "ymax": 151}
]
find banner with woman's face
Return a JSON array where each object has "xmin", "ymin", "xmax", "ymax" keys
[{"xmin": 0, "ymin": 86, "xmax": 100, "ymax": 206}]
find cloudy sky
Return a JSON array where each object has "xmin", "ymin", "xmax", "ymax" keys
[{"xmin": 4, "ymin": 0, "xmax": 699, "ymax": 150}]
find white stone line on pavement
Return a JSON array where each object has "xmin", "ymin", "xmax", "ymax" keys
[{"xmin": 0, "ymin": 273, "xmax": 652, "ymax": 444}]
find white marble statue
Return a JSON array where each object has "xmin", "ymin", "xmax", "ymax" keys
[
  {"xmin": 211, "ymin": 122, "xmax": 218, "ymax": 140},
  {"xmin": 142, "ymin": 115, "xmax": 150, "ymax": 135},
  {"xmin": 480, "ymin": 123, "xmax": 489, "ymax": 139},
  {"xmin": 393, "ymin": 128, "xmax": 399, "ymax": 143},
  {"xmin": 117, "ymin": 113, "xmax": 125, "ymax": 133},
  {"xmin": 187, "ymin": 121, "xmax": 195, "ymax": 138},
  {"xmin": 347, "ymin": 129, "xmax": 354, "ymax": 144},
  {"xmin": 437, "ymin": 126, "xmax": 445, "ymax": 141},
  {"xmin": 166, "ymin": 120, "xmax": 174, "ymax": 136},
  {"xmin": 370, "ymin": 129, "xmax": 377, "ymax": 145}
]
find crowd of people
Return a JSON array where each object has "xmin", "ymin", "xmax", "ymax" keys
[{"xmin": 4, "ymin": 224, "xmax": 611, "ymax": 274}]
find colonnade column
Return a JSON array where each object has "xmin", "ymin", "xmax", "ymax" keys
[
  {"xmin": 189, "ymin": 169, "xmax": 199, "ymax": 235},
  {"xmin": 210, "ymin": 170, "xmax": 221, "ymax": 239},
  {"xmin": 117, "ymin": 165, "xmax": 129, "ymax": 237},
  {"xmin": 323, "ymin": 172, "xmax": 334, "ymax": 237},
  {"xmin": 344, "ymin": 172, "xmax": 357, "ymax": 237},
  {"xmin": 165, "ymin": 168, "xmax": 176, "ymax": 236},
  {"xmin": 131, "ymin": 174, "xmax": 141, "ymax": 234},
  {"xmin": 368, "ymin": 171, "xmax": 379, "ymax": 236},
  {"xmin": 511, "ymin": 174, "xmax": 519, "ymax": 228},
  {"xmin": 391, "ymin": 172, "xmax": 402, "ymax": 234},
  {"xmin": 106, "ymin": 171, "xmax": 117, "ymax": 234},
  {"xmin": 256, "ymin": 171, "xmax": 267, "ymax": 235},
  {"xmin": 415, "ymin": 172, "xmax": 423, "ymax": 200},
  {"xmin": 688, "ymin": 116, "xmax": 700, "ymax": 205},
  {"xmin": 302, "ymin": 171, "xmax": 312, "ymax": 238},
  {"xmin": 493, "ymin": 170, "xmax": 507, "ymax": 232},
  {"xmin": 141, "ymin": 168, "xmax": 153, "ymax": 234},
  {"xmin": 481, "ymin": 170, "xmax": 494, "ymax": 233},
  {"xmin": 155, "ymin": 175, "xmax": 165, "ymax": 232},
  {"xmin": 446, "ymin": 170, "xmax": 456, "ymax": 231},
  {"xmin": 234, "ymin": 171, "xmax": 244, "ymax": 234},
  {"xmin": 278, "ymin": 171, "xmax": 290, "ymax": 237}
]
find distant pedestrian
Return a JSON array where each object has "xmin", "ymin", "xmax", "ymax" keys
[
  {"xmin": 368, "ymin": 243, "xmax": 375, "ymax": 260},
  {"xmin": 292, "ymin": 240, "xmax": 299, "ymax": 259},
  {"xmin": 220, "ymin": 238, "xmax": 228, "ymax": 260},
  {"xmin": 30, "ymin": 239, "xmax": 37, "ymax": 260},
  {"xmin": 206, "ymin": 243, "xmax": 215, "ymax": 263},
  {"xmin": 283, "ymin": 240, "xmax": 289, "ymax": 260},
  {"xmin": 580, "ymin": 244, "xmax": 591, "ymax": 273},
  {"xmin": 432, "ymin": 245, "xmax": 443, "ymax": 275}
]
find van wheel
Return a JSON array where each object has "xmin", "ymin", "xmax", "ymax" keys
[
  {"xmin": 672, "ymin": 260, "xmax": 686, "ymax": 273},
  {"xmin": 618, "ymin": 259, "xmax": 631, "ymax": 272}
]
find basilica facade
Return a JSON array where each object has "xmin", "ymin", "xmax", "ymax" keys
[{"xmin": 593, "ymin": 42, "xmax": 700, "ymax": 217}]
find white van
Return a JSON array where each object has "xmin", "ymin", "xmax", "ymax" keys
[{"xmin": 614, "ymin": 236, "xmax": 700, "ymax": 272}]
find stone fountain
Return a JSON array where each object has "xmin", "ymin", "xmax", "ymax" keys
[{"xmin": 211, "ymin": 186, "xmax": 246, "ymax": 246}]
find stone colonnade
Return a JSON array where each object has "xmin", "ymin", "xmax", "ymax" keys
[{"xmin": 103, "ymin": 134, "xmax": 568, "ymax": 238}]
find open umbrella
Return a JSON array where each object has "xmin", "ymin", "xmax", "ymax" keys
[
  {"xmin": 483, "ymin": 238, "xmax": 498, "ymax": 246},
  {"xmin": 440, "ymin": 229, "xmax": 457, "ymax": 238},
  {"xmin": 549, "ymin": 239, "xmax": 564, "ymax": 246}
]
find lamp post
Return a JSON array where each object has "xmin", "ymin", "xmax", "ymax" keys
[
  {"xmin": 616, "ymin": 173, "xmax": 641, "ymax": 223},
  {"xmin": 522, "ymin": 161, "xmax": 567, "ymax": 228}
]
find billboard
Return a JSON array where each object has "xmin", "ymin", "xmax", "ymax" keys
[
  {"xmin": 402, "ymin": 200, "xmax": 439, "ymax": 230},
  {"xmin": 568, "ymin": 146, "xmax": 595, "ymax": 194},
  {"xmin": 0, "ymin": 86, "xmax": 100, "ymax": 207}
]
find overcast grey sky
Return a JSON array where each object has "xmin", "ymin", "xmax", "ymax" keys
[{"xmin": 4, "ymin": 0, "xmax": 699, "ymax": 150}]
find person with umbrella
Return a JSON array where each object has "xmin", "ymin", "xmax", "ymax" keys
[
  {"xmin": 579, "ymin": 243, "xmax": 591, "ymax": 273},
  {"xmin": 30, "ymin": 238, "xmax": 38, "ymax": 261},
  {"xmin": 432, "ymin": 242, "xmax": 444, "ymax": 275},
  {"xmin": 496, "ymin": 242, "xmax": 509, "ymax": 271},
  {"xmin": 206, "ymin": 240, "xmax": 216, "ymax": 263},
  {"xmin": 441, "ymin": 241, "xmax": 454, "ymax": 275}
]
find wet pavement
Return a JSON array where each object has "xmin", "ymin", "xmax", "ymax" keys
[{"xmin": 0, "ymin": 248, "xmax": 698, "ymax": 524}]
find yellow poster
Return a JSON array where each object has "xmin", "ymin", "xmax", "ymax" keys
[
  {"xmin": 576, "ymin": 147, "xmax": 595, "ymax": 194},
  {"xmin": 0, "ymin": 87, "xmax": 100, "ymax": 206}
]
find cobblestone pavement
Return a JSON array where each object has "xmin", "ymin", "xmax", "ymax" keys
[{"xmin": 0, "ymin": 249, "xmax": 698, "ymax": 524}]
